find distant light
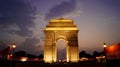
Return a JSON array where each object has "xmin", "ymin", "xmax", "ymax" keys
[
  {"xmin": 44, "ymin": 56, "xmax": 53, "ymax": 63},
  {"xmin": 53, "ymin": 58, "xmax": 56, "ymax": 62},
  {"xmin": 103, "ymin": 56, "xmax": 105, "ymax": 58},
  {"xmin": 96, "ymin": 56, "xmax": 105, "ymax": 59},
  {"xmin": 103, "ymin": 43, "xmax": 107, "ymax": 48},
  {"xmin": 12, "ymin": 44, "xmax": 16, "ymax": 48},
  {"xmin": 103, "ymin": 45, "xmax": 106, "ymax": 48},
  {"xmin": 58, "ymin": 60, "xmax": 62, "ymax": 62},
  {"xmin": 10, "ymin": 54, "xmax": 13, "ymax": 56},
  {"xmin": 20, "ymin": 57, "xmax": 28, "ymax": 62},
  {"xmin": 7, "ymin": 54, "xmax": 12, "ymax": 60},
  {"xmin": 79, "ymin": 57, "xmax": 88, "ymax": 61}
]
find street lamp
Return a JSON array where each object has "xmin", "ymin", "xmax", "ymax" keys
[
  {"xmin": 12, "ymin": 44, "xmax": 16, "ymax": 49},
  {"xmin": 103, "ymin": 43, "xmax": 107, "ymax": 63},
  {"xmin": 103, "ymin": 43, "xmax": 107, "ymax": 55},
  {"xmin": 10, "ymin": 43, "xmax": 16, "ymax": 67},
  {"xmin": 12, "ymin": 43, "xmax": 16, "ymax": 60},
  {"xmin": 103, "ymin": 43, "xmax": 107, "ymax": 48}
]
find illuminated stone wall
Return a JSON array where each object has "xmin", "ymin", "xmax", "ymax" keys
[{"xmin": 44, "ymin": 18, "xmax": 79, "ymax": 63}]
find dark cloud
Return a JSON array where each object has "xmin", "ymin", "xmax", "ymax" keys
[
  {"xmin": 0, "ymin": 41, "xmax": 6, "ymax": 50},
  {"xmin": 45, "ymin": 0, "xmax": 76, "ymax": 20},
  {"xmin": 18, "ymin": 38, "xmax": 40, "ymax": 55},
  {"xmin": 0, "ymin": 0, "xmax": 36, "ymax": 37}
]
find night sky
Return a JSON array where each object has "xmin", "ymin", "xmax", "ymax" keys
[{"xmin": 0, "ymin": 0, "xmax": 120, "ymax": 55}]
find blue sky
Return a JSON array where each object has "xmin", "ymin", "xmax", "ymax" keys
[{"xmin": 0, "ymin": 0, "xmax": 120, "ymax": 55}]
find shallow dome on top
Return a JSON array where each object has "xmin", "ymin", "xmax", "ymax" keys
[{"xmin": 49, "ymin": 17, "xmax": 73, "ymax": 23}]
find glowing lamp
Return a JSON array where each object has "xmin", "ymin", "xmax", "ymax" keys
[
  {"xmin": 12, "ymin": 44, "xmax": 16, "ymax": 48},
  {"xmin": 20, "ymin": 57, "xmax": 28, "ymax": 62},
  {"xmin": 103, "ymin": 43, "xmax": 107, "ymax": 48}
]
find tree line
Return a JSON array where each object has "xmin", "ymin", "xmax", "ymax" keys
[{"xmin": 14, "ymin": 50, "xmax": 104, "ymax": 59}]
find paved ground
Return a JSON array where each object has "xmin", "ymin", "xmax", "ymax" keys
[
  {"xmin": 0, "ymin": 60, "xmax": 120, "ymax": 67},
  {"xmin": 16, "ymin": 62, "xmax": 105, "ymax": 67}
]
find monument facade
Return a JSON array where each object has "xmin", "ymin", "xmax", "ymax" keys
[{"xmin": 44, "ymin": 18, "xmax": 79, "ymax": 63}]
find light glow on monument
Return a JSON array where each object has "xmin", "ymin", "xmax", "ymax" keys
[
  {"xmin": 45, "ymin": 27, "xmax": 78, "ymax": 30},
  {"xmin": 44, "ymin": 18, "xmax": 79, "ymax": 63}
]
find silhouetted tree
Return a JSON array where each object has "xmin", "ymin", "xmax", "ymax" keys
[
  {"xmin": 79, "ymin": 51, "xmax": 92, "ymax": 58},
  {"xmin": 92, "ymin": 51, "xmax": 101, "ymax": 57},
  {"xmin": 100, "ymin": 51, "xmax": 105, "ymax": 56},
  {"xmin": 15, "ymin": 51, "xmax": 27, "ymax": 57},
  {"xmin": 85, "ymin": 53, "xmax": 92, "ymax": 58},
  {"xmin": 27, "ymin": 54, "xmax": 38, "ymax": 58},
  {"xmin": 79, "ymin": 51, "xmax": 86, "ymax": 58},
  {"xmin": 38, "ymin": 54, "xmax": 43, "ymax": 59},
  {"xmin": 15, "ymin": 50, "xmax": 38, "ymax": 58}
]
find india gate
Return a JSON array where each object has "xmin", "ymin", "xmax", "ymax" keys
[{"xmin": 44, "ymin": 18, "xmax": 79, "ymax": 63}]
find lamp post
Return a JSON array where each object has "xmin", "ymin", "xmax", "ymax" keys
[
  {"xmin": 103, "ymin": 43, "xmax": 107, "ymax": 48},
  {"xmin": 103, "ymin": 43, "xmax": 106, "ymax": 56},
  {"xmin": 12, "ymin": 43, "xmax": 16, "ymax": 60},
  {"xmin": 10, "ymin": 43, "xmax": 16, "ymax": 67},
  {"xmin": 103, "ymin": 43, "xmax": 107, "ymax": 66}
]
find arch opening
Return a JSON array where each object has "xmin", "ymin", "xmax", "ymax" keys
[{"xmin": 57, "ymin": 39, "xmax": 66, "ymax": 61}]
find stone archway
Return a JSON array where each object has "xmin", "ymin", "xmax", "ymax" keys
[
  {"xmin": 44, "ymin": 18, "xmax": 79, "ymax": 63},
  {"xmin": 57, "ymin": 39, "xmax": 66, "ymax": 60}
]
